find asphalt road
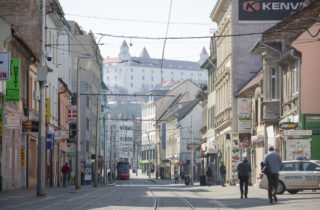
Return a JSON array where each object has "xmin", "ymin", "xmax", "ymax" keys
[{"xmin": 0, "ymin": 175, "xmax": 320, "ymax": 210}]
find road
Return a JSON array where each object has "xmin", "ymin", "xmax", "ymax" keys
[{"xmin": 0, "ymin": 172, "xmax": 319, "ymax": 210}]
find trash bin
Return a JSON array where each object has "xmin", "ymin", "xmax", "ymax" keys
[
  {"xmin": 200, "ymin": 175, "xmax": 206, "ymax": 186},
  {"xmin": 185, "ymin": 175, "xmax": 191, "ymax": 185}
]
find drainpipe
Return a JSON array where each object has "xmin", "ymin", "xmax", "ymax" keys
[{"xmin": 290, "ymin": 49, "xmax": 301, "ymax": 129}]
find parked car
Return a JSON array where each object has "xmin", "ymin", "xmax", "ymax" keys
[{"xmin": 259, "ymin": 160, "xmax": 320, "ymax": 194}]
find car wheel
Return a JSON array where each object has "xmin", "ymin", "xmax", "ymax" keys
[
  {"xmin": 276, "ymin": 181, "xmax": 285, "ymax": 194},
  {"xmin": 287, "ymin": 190, "xmax": 299, "ymax": 194}
]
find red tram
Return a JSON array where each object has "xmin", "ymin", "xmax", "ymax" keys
[{"xmin": 116, "ymin": 162, "xmax": 130, "ymax": 180}]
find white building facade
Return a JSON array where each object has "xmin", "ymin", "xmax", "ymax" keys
[{"xmin": 104, "ymin": 41, "xmax": 208, "ymax": 94}]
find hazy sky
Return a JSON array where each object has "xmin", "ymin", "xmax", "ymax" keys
[{"xmin": 59, "ymin": 0, "xmax": 217, "ymax": 61}]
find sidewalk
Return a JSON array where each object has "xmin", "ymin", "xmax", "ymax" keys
[{"xmin": 0, "ymin": 183, "xmax": 111, "ymax": 207}]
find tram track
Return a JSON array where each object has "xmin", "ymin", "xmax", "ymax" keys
[{"xmin": 147, "ymin": 179, "xmax": 194, "ymax": 210}]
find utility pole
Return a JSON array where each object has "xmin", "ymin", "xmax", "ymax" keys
[
  {"xmin": 94, "ymin": 96, "xmax": 99, "ymax": 187},
  {"xmin": 191, "ymin": 117, "xmax": 194, "ymax": 185},
  {"xmin": 37, "ymin": 0, "xmax": 47, "ymax": 196},
  {"xmin": 103, "ymin": 116, "xmax": 106, "ymax": 185}
]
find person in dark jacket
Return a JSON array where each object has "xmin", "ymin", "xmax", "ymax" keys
[
  {"xmin": 264, "ymin": 146, "xmax": 282, "ymax": 204},
  {"xmin": 237, "ymin": 157, "xmax": 251, "ymax": 199},
  {"xmin": 220, "ymin": 162, "xmax": 226, "ymax": 187},
  {"xmin": 206, "ymin": 165, "xmax": 213, "ymax": 186}
]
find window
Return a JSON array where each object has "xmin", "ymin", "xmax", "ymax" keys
[
  {"xmin": 142, "ymin": 76, "xmax": 144, "ymax": 80},
  {"xmin": 131, "ymin": 83, "xmax": 133, "ymax": 88},
  {"xmin": 86, "ymin": 118, "xmax": 90, "ymax": 130},
  {"xmin": 271, "ymin": 68, "xmax": 276, "ymax": 100},
  {"xmin": 171, "ymin": 72, "xmax": 173, "ymax": 75},
  {"xmin": 280, "ymin": 162, "xmax": 298, "ymax": 171},
  {"xmin": 151, "ymin": 76, "xmax": 153, "ymax": 81},
  {"xmin": 303, "ymin": 162, "xmax": 319, "ymax": 171},
  {"xmin": 86, "ymin": 96, "xmax": 90, "ymax": 108},
  {"xmin": 131, "ymin": 68, "xmax": 133, "ymax": 72},
  {"xmin": 86, "ymin": 141, "xmax": 89, "ymax": 152},
  {"xmin": 131, "ymin": 75, "xmax": 133, "ymax": 80}
]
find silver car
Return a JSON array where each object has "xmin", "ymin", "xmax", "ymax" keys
[{"xmin": 259, "ymin": 160, "xmax": 320, "ymax": 194}]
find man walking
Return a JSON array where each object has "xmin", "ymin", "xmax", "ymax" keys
[
  {"xmin": 206, "ymin": 165, "xmax": 213, "ymax": 186},
  {"xmin": 62, "ymin": 162, "xmax": 70, "ymax": 187},
  {"xmin": 237, "ymin": 157, "xmax": 251, "ymax": 199},
  {"xmin": 263, "ymin": 146, "xmax": 282, "ymax": 204},
  {"xmin": 220, "ymin": 161, "xmax": 226, "ymax": 187}
]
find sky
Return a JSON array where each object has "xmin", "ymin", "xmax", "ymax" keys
[{"xmin": 59, "ymin": 0, "xmax": 217, "ymax": 62}]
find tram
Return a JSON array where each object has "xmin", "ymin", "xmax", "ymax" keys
[{"xmin": 116, "ymin": 162, "xmax": 130, "ymax": 180}]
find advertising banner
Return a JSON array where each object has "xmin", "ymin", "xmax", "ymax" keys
[
  {"xmin": 231, "ymin": 133, "xmax": 240, "ymax": 183},
  {"xmin": 286, "ymin": 139, "xmax": 311, "ymax": 160},
  {"xmin": 239, "ymin": 0, "xmax": 307, "ymax": 21},
  {"xmin": 239, "ymin": 133, "xmax": 251, "ymax": 148},
  {"xmin": 304, "ymin": 114, "xmax": 320, "ymax": 134},
  {"xmin": 0, "ymin": 52, "xmax": 11, "ymax": 80},
  {"xmin": 238, "ymin": 117, "xmax": 251, "ymax": 133},
  {"xmin": 6, "ymin": 58, "xmax": 20, "ymax": 101},
  {"xmin": 237, "ymin": 98, "xmax": 251, "ymax": 116}
]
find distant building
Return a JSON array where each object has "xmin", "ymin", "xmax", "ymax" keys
[{"xmin": 103, "ymin": 41, "xmax": 208, "ymax": 94}]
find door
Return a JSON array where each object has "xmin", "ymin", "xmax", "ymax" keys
[
  {"xmin": 279, "ymin": 162, "xmax": 302, "ymax": 190},
  {"xmin": 302, "ymin": 162, "xmax": 320, "ymax": 189}
]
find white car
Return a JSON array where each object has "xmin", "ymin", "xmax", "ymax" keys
[{"xmin": 259, "ymin": 160, "xmax": 320, "ymax": 194}]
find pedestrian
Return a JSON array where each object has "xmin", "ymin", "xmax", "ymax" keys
[
  {"xmin": 174, "ymin": 169, "xmax": 179, "ymax": 183},
  {"xmin": 237, "ymin": 157, "xmax": 251, "ymax": 199},
  {"xmin": 206, "ymin": 165, "xmax": 213, "ymax": 186},
  {"xmin": 263, "ymin": 146, "xmax": 282, "ymax": 204},
  {"xmin": 62, "ymin": 162, "xmax": 70, "ymax": 187},
  {"xmin": 220, "ymin": 161, "xmax": 226, "ymax": 187}
]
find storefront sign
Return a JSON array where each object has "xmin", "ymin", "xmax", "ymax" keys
[
  {"xmin": 304, "ymin": 115, "xmax": 320, "ymax": 134},
  {"xmin": 279, "ymin": 122, "xmax": 298, "ymax": 129},
  {"xmin": 22, "ymin": 120, "xmax": 32, "ymax": 132},
  {"xmin": 46, "ymin": 98, "xmax": 50, "ymax": 124},
  {"xmin": 286, "ymin": 139, "xmax": 311, "ymax": 160},
  {"xmin": 237, "ymin": 98, "xmax": 251, "ymax": 116},
  {"xmin": 6, "ymin": 115, "xmax": 19, "ymax": 129},
  {"xmin": 0, "ymin": 52, "xmax": 11, "ymax": 80},
  {"xmin": 6, "ymin": 58, "xmax": 20, "ymax": 101},
  {"xmin": 21, "ymin": 148, "xmax": 25, "ymax": 166},
  {"xmin": 46, "ymin": 133, "xmax": 54, "ymax": 150},
  {"xmin": 238, "ymin": 117, "xmax": 251, "ymax": 133},
  {"xmin": 67, "ymin": 152, "xmax": 76, "ymax": 157},
  {"xmin": 68, "ymin": 105, "xmax": 77, "ymax": 123},
  {"xmin": 54, "ymin": 130, "xmax": 67, "ymax": 139},
  {"xmin": 239, "ymin": 0, "xmax": 307, "ymax": 21}
]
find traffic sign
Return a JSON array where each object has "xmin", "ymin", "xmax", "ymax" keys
[{"xmin": 284, "ymin": 130, "xmax": 312, "ymax": 136}]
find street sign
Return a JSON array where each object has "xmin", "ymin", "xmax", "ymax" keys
[
  {"xmin": 68, "ymin": 105, "xmax": 77, "ymax": 123},
  {"xmin": 284, "ymin": 130, "xmax": 312, "ymax": 136},
  {"xmin": 54, "ymin": 130, "xmax": 66, "ymax": 139},
  {"xmin": 279, "ymin": 129, "xmax": 286, "ymax": 141},
  {"xmin": 187, "ymin": 143, "xmax": 200, "ymax": 150}
]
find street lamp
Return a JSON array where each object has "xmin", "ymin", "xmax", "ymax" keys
[{"xmin": 76, "ymin": 54, "xmax": 91, "ymax": 189}]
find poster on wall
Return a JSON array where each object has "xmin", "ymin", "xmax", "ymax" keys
[
  {"xmin": 238, "ymin": 117, "xmax": 251, "ymax": 133},
  {"xmin": 239, "ymin": 0, "xmax": 308, "ymax": 21},
  {"xmin": 239, "ymin": 133, "xmax": 251, "ymax": 148},
  {"xmin": 237, "ymin": 98, "xmax": 251, "ymax": 116},
  {"xmin": 6, "ymin": 58, "xmax": 20, "ymax": 102},
  {"xmin": 231, "ymin": 133, "xmax": 240, "ymax": 184},
  {"xmin": 286, "ymin": 139, "xmax": 311, "ymax": 160}
]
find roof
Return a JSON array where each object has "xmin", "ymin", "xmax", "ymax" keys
[
  {"xmin": 200, "ymin": 47, "xmax": 208, "ymax": 55},
  {"xmin": 121, "ymin": 40, "xmax": 129, "ymax": 48},
  {"xmin": 130, "ymin": 56, "xmax": 201, "ymax": 71},
  {"xmin": 174, "ymin": 98, "xmax": 200, "ymax": 121},
  {"xmin": 139, "ymin": 47, "xmax": 150, "ymax": 58},
  {"xmin": 262, "ymin": 0, "xmax": 320, "ymax": 43},
  {"xmin": 237, "ymin": 71, "xmax": 263, "ymax": 96}
]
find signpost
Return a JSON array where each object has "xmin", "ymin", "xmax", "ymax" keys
[{"xmin": 284, "ymin": 130, "xmax": 312, "ymax": 136}]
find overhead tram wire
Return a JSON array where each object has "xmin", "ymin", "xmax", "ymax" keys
[
  {"xmin": 160, "ymin": 0, "xmax": 173, "ymax": 87},
  {"xmin": 79, "ymin": 93, "xmax": 175, "ymax": 97}
]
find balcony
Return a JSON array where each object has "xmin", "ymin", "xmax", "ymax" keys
[{"xmin": 262, "ymin": 100, "xmax": 280, "ymax": 121}]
